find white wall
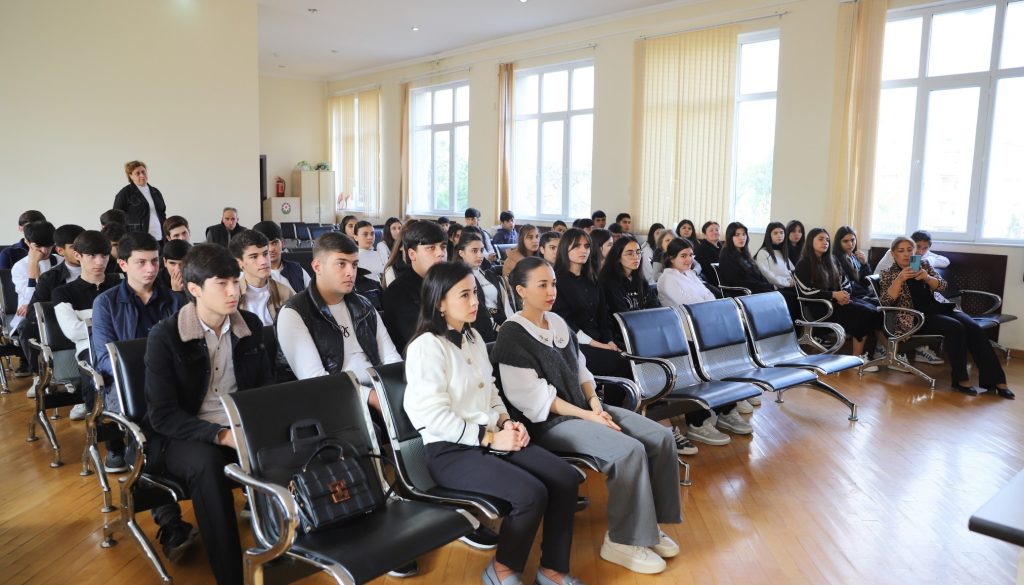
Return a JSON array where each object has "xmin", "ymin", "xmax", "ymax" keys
[
  {"xmin": 259, "ymin": 75, "xmax": 328, "ymax": 198},
  {"xmin": 0, "ymin": 0, "xmax": 259, "ymax": 241}
]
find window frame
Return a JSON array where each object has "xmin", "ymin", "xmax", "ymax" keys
[
  {"xmin": 876, "ymin": 0, "xmax": 1024, "ymax": 244},
  {"xmin": 409, "ymin": 80, "xmax": 470, "ymax": 216},
  {"xmin": 511, "ymin": 59, "xmax": 595, "ymax": 222}
]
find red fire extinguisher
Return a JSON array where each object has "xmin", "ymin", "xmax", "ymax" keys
[{"xmin": 275, "ymin": 176, "xmax": 286, "ymax": 197}]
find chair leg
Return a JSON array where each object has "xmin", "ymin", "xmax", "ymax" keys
[
  {"xmin": 36, "ymin": 408, "xmax": 63, "ymax": 468},
  {"xmin": 677, "ymin": 456, "xmax": 692, "ymax": 487},
  {"xmin": 809, "ymin": 380, "xmax": 858, "ymax": 421},
  {"xmin": 103, "ymin": 487, "xmax": 173, "ymax": 582},
  {"xmin": 0, "ymin": 360, "xmax": 9, "ymax": 394},
  {"xmin": 126, "ymin": 518, "xmax": 173, "ymax": 583}
]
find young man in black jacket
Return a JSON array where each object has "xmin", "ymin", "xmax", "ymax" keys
[
  {"xmin": 381, "ymin": 220, "xmax": 448, "ymax": 352},
  {"xmin": 145, "ymin": 243, "xmax": 273, "ymax": 585}
]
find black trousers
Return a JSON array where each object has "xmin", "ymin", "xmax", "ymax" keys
[
  {"xmin": 159, "ymin": 439, "xmax": 242, "ymax": 585},
  {"xmin": 425, "ymin": 442, "xmax": 578, "ymax": 573},
  {"xmin": 919, "ymin": 310, "xmax": 1006, "ymax": 387},
  {"xmin": 580, "ymin": 344, "xmax": 633, "ymax": 379}
]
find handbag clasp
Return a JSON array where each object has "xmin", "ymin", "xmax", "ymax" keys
[{"xmin": 329, "ymin": 479, "xmax": 351, "ymax": 503}]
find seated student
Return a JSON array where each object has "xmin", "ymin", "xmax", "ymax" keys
[
  {"xmin": 157, "ymin": 239, "xmax": 191, "ymax": 293},
  {"xmin": 874, "ymin": 229, "xmax": 950, "ymax": 274},
  {"xmin": 445, "ymin": 222, "xmax": 463, "ymax": 259},
  {"xmin": 491, "ymin": 211, "xmax": 518, "ymax": 246},
  {"xmin": 649, "ymin": 228, "xmax": 677, "ymax": 283},
  {"xmin": 572, "ymin": 217, "xmax": 594, "ymax": 233},
  {"xmin": 464, "ymin": 207, "xmax": 497, "ymax": 260},
  {"xmin": 539, "ymin": 231, "xmax": 561, "ymax": 265},
  {"xmin": 163, "ymin": 215, "xmax": 191, "ymax": 242},
  {"xmin": 879, "ymin": 237, "xmax": 1013, "ymax": 398},
  {"xmin": 10, "ymin": 221, "xmax": 60, "ymax": 332},
  {"xmin": 615, "ymin": 213, "xmax": 633, "ymax": 235},
  {"xmin": 340, "ymin": 214, "xmax": 358, "ymax": 238},
  {"xmin": 694, "ymin": 221, "xmax": 723, "ymax": 284},
  {"xmin": 496, "ymin": 257, "xmax": 681, "ymax": 575},
  {"xmin": 551, "ymin": 220, "xmax": 567, "ymax": 234},
  {"xmin": 437, "ymin": 216, "xmax": 451, "ymax": 235},
  {"xmin": 455, "ymin": 231, "xmax": 513, "ymax": 343},
  {"xmin": 502, "ymin": 224, "xmax": 540, "ymax": 277},
  {"xmin": 794, "ymin": 228, "xmax": 883, "ymax": 362},
  {"xmin": 552, "ymin": 229, "xmax": 631, "ymax": 379},
  {"xmin": 353, "ymin": 220, "xmax": 386, "ymax": 284},
  {"xmin": 145, "ymin": 243, "xmax": 274, "ymax": 585},
  {"xmin": 404, "ymin": 262, "xmax": 582, "ymax": 585},
  {"xmin": 599, "ymin": 236, "xmax": 660, "ymax": 328},
  {"xmin": 640, "ymin": 223, "xmax": 665, "ymax": 284},
  {"xmin": 607, "ymin": 223, "xmax": 624, "ymax": 241},
  {"xmin": 381, "ymin": 220, "xmax": 448, "ymax": 351},
  {"xmin": 380, "ymin": 223, "xmax": 412, "ymax": 289},
  {"xmin": 591, "ymin": 210, "xmax": 607, "ymax": 229},
  {"xmin": 832, "ymin": 226, "xmax": 875, "ymax": 301},
  {"xmin": 205, "ymin": 207, "xmax": 245, "ymax": 247},
  {"xmin": 54, "ymin": 231, "xmax": 121, "ymax": 421},
  {"xmin": 377, "ymin": 217, "xmax": 402, "ymax": 262},
  {"xmin": 717, "ymin": 222, "xmax": 775, "ymax": 294},
  {"xmin": 0, "ymin": 210, "xmax": 46, "ymax": 271},
  {"xmin": 657, "ymin": 238, "xmax": 716, "ymax": 307},
  {"xmin": 753, "ymin": 222, "xmax": 796, "ymax": 289},
  {"xmin": 101, "ymin": 222, "xmax": 127, "ymax": 276},
  {"xmin": 674, "ymin": 219, "xmax": 698, "ymax": 247},
  {"xmin": 230, "ymin": 229, "xmax": 292, "ymax": 326},
  {"xmin": 786, "ymin": 220, "xmax": 806, "ymax": 267},
  {"xmin": 100, "ymin": 209, "xmax": 128, "ymax": 229},
  {"xmin": 252, "ymin": 221, "xmax": 311, "ymax": 293},
  {"xmin": 589, "ymin": 228, "xmax": 613, "ymax": 272}
]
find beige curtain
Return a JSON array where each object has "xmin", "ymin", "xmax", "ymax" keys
[
  {"xmin": 398, "ymin": 83, "xmax": 411, "ymax": 219},
  {"xmin": 328, "ymin": 89, "xmax": 381, "ymax": 216},
  {"xmin": 496, "ymin": 63, "xmax": 515, "ymax": 219},
  {"xmin": 634, "ymin": 26, "xmax": 738, "ymax": 230},
  {"xmin": 829, "ymin": 0, "xmax": 887, "ymax": 240},
  {"xmin": 357, "ymin": 89, "xmax": 381, "ymax": 218}
]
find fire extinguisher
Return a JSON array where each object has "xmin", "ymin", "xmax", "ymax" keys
[{"xmin": 275, "ymin": 176, "xmax": 286, "ymax": 197}]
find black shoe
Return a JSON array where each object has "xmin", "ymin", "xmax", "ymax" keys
[
  {"xmin": 156, "ymin": 520, "xmax": 199, "ymax": 563},
  {"xmin": 575, "ymin": 496, "xmax": 589, "ymax": 512},
  {"xmin": 14, "ymin": 361, "xmax": 31, "ymax": 378},
  {"xmin": 986, "ymin": 385, "xmax": 1016, "ymax": 399},
  {"xmin": 103, "ymin": 451, "xmax": 129, "ymax": 473},
  {"xmin": 951, "ymin": 382, "xmax": 982, "ymax": 396},
  {"xmin": 387, "ymin": 561, "xmax": 418, "ymax": 578},
  {"xmin": 459, "ymin": 525, "xmax": 498, "ymax": 549}
]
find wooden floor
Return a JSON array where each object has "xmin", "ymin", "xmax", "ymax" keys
[{"xmin": 1, "ymin": 357, "xmax": 1022, "ymax": 585}]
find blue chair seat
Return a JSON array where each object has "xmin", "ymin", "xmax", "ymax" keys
[
  {"xmin": 668, "ymin": 379, "xmax": 762, "ymax": 407},
  {"xmin": 721, "ymin": 366, "xmax": 817, "ymax": 390},
  {"xmin": 773, "ymin": 353, "xmax": 865, "ymax": 376}
]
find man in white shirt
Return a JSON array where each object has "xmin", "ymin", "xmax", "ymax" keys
[
  {"xmin": 229, "ymin": 229, "xmax": 292, "ymax": 326},
  {"xmin": 252, "ymin": 220, "xmax": 311, "ymax": 293},
  {"xmin": 874, "ymin": 230, "xmax": 950, "ymax": 274}
]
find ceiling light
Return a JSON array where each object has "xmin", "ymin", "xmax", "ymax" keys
[
  {"xmin": 520, "ymin": 0, "xmax": 528, "ymax": 3},
  {"xmin": 411, "ymin": 26, "xmax": 420, "ymax": 31}
]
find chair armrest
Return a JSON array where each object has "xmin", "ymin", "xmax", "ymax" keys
[
  {"xmin": 797, "ymin": 297, "xmax": 834, "ymax": 323},
  {"xmin": 618, "ymin": 353, "xmax": 677, "ymax": 412},
  {"xmin": 78, "ymin": 360, "xmax": 106, "ymax": 421},
  {"xmin": 794, "ymin": 320, "xmax": 847, "ymax": 354},
  {"xmin": 876, "ymin": 306, "xmax": 927, "ymax": 341},
  {"xmin": 718, "ymin": 285, "xmax": 752, "ymax": 297},
  {"xmin": 224, "ymin": 463, "xmax": 299, "ymax": 562},
  {"xmin": 95, "ymin": 410, "xmax": 147, "ymax": 492},
  {"xmin": 593, "ymin": 375, "xmax": 641, "ymax": 412},
  {"xmin": 957, "ymin": 289, "xmax": 1003, "ymax": 315},
  {"xmin": 27, "ymin": 337, "xmax": 53, "ymax": 363}
]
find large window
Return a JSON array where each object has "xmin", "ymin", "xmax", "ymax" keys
[
  {"xmin": 512, "ymin": 61, "xmax": 594, "ymax": 220},
  {"xmin": 410, "ymin": 81, "xmax": 470, "ymax": 215},
  {"xmin": 731, "ymin": 31, "xmax": 780, "ymax": 229},
  {"xmin": 872, "ymin": 0, "xmax": 1024, "ymax": 242}
]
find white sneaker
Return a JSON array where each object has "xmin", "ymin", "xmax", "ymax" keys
[
  {"xmin": 69, "ymin": 403, "xmax": 89, "ymax": 421},
  {"xmin": 599, "ymin": 532, "xmax": 667, "ymax": 574},
  {"xmin": 747, "ymin": 393, "xmax": 762, "ymax": 407},
  {"xmin": 915, "ymin": 346, "xmax": 944, "ymax": 365},
  {"xmin": 716, "ymin": 409, "xmax": 753, "ymax": 435},
  {"xmin": 650, "ymin": 530, "xmax": 679, "ymax": 558},
  {"xmin": 735, "ymin": 399, "xmax": 754, "ymax": 414},
  {"xmin": 889, "ymin": 355, "xmax": 910, "ymax": 372},
  {"xmin": 860, "ymin": 354, "xmax": 879, "ymax": 373},
  {"xmin": 686, "ymin": 418, "xmax": 731, "ymax": 446},
  {"xmin": 26, "ymin": 376, "xmax": 39, "ymax": 399}
]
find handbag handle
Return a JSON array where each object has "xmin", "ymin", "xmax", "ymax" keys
[{"xmin": 299, "ymin": 438, "xmax": 362, "ymax": 473}]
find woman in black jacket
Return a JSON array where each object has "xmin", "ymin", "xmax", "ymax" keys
[
  {"xmin": 832, "ymin": 225, "xmax": 875, "ymax": 301},
  {"xmin": 600, "ymin": 236, "xmax": 660, "ymax": 330},
  {"xmin": 785, "ymin": 220, "xmax": 806, "ymax": 267},
  {"xmin": 716, "ymin": 222, "xmax": 774, "ymax": 295},
  {"xmin": 113, "ymin": 160, "xmax": 166, "ymax": 242},
  {"xmin": 694, "ymin": 221, "xmax": 723, "ymax": 284}
]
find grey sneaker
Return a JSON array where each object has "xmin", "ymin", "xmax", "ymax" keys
[
  {"xmin": 686, "ymin": 418, "xmax": 731, "ymax": 446},
  {"xmin": 747, "ymin": 393, "xmax": 762, "ymax": 406},
  {"xmin": 69, "ymin": 403, "xmax": 89, "ymax": 421},
  {"xmin": 735, "ymin": 399, "xmax": 754, "ymax": 414},
  {"xmin": 388, "ymin": 561, "xmax": 419, "ymax": 578},
  {"xmin": 716, "ymin": 410, "xmax": 753, "ymax": 435},
  {"xmin": 915, "ymin": 346, "xmax": 944, "ymax": 364}
]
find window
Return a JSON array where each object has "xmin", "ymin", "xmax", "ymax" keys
[
  {"xmin": 409, "ymin": 82, "xmax": 470, "ymax": 215},
  {"xmin": 872, "ymin": 1, "xmax": 1024, "ymax": 242},
  {"xmin": 512, "ymin": 61, "xmax": 594, "ymax": 220},
  {"xmin": 329, "ymin": 89, "xmax": 380, "ymax": 214},
  {"xmin": 731, "ymin": 31, "xmax": 780, "ymax": 230}
]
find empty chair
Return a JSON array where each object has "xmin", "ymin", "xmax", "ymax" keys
[
  {"xmin": 309, "ymin": 225, "xmax": 334, "ymax": 239},
  {"xmin": 734, "ymin": 292, "xmax": 861, "ymax": 421},
  {"xmin": 863, "ymin": 275, "xmax": 940, "ymax": 388},
  {"xmin": 220, "ymin": 372, "xmax": 477, "ymax": 585},
  {"xmin": 935, "ymin": 266, "xmax": 1017, "ymax": 362}
]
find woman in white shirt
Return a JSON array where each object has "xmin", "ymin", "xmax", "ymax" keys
[
  {"xmin": 404, "ymin": 262, "xmax": 583, "ymax": 585},
  {"xmin": 656, "ymin": 238, "xmax": 716, "ymax": 307},
  {"xmin": 354, "ymin": 220, "xmax": 385, "ymax": 283},
  {"xmin": 753, "ymin": 222, "xmax": 795, "ymax": 288}
]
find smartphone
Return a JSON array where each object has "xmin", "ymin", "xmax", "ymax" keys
[{"xmin": 909, "ymin": 254, "xmax": 922, "ymax": 271}]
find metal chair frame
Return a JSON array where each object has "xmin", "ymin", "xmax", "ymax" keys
[
  {"xmin": 862, "ymin": 276, "xmax": 941, "ymax": 389},
  {"xmin": 25, "ymin": 301, "xmax": 83, "ymax": 467}
]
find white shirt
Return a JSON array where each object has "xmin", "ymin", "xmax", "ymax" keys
[
  {"xmin": 874, "ymin": 249, "xmax": 950, "ymax": 274},
  {"xmin": 54, "ymin": 305, "xmax": 92, "ymax": 358},
  {"xmin": 474, "ymin": 268, "xmax": 499, "ymax": 310},
  {"xmin": 376, "ymin": 241, "xmax": 393, "ymax": 263},
  {"xmin": 138, "ymin": 184, "xmax": 162, "ymax": 241},
  {"xmin": 241, "ymin": 281, "xmax": 273, "ymax": 325},
  {"xmin": 276, "ymin": 301, "xmax": 400, "ymax": 386},
  {"xmin": 358, "ymin": 247, "xmax": 386, "ymax": 284},
  {"xmin": 404, "ymin": 329, "xmax": 508, "ymax": 446},
  {"xmin": 753, "ymin": 248, "xmax": 795, "ymax": 288},
  {"xmin": 10, "ymin": 255, "xmax": 63, "ymax": 330},
  {"xmin": 657, "ymin": 267, "xmax": 715, "ymax": 307}
]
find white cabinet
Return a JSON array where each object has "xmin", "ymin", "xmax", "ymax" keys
[{"xmin": 292, "ymin": 170, "xmax": 336, "ymax": 224}]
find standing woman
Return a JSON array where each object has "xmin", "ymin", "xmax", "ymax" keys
[
  {"xmin": 496, "ymin": 257, "xmax": 681, "ymax": 575},
  {"xmin": 716, "ymin": 222, "xmax": 774, "ymax": 294},
  {"xmin": 113, "ymin": 160, "xmax": 166, "ymax": 242},
  {"xmin": 456, "ymin": 231, "xmax": 514, "ymax": 343},
  {"xmin": 502, "ymin": 224, "xmax": 540, "ymax": 277},
  {"xmin": 832, "ymin": 226, "xmax": 874, "ymax": 300},
  {"xmin": 785, "ymin": 220, "xmax": 806, "ymax": 267},
  {"xmin": 794, "ymin": 228, "xmax": 882, "ymax": 359},
  {"xmin": 694, "ymin": 221, "xmax": 723, "ymax": 284},
  {"xmin": 640, "ymin": 223, "xmax": 665, "ymax": 284},
  {"xmin": 404, "ymin": 262, "xmax": 583, "ymax": 585}
]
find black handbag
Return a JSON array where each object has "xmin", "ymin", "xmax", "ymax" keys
[{"xmin": 289, "ymin": 437, "xmax": 379, "ymax": 533}]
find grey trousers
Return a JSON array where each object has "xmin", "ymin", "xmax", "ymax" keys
[{"xmin": 536, "ymin": 404, "xmax": 683, "ymax": 547}]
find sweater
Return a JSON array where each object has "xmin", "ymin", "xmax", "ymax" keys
[
  {"xmin": 52, "ymin": 275, "xmax": 121, "ymax": 358},
  {"xmin": 657, "ymin": 268, "xmax": 716, "ymax": 307},
  {"xmin": 551, "ymin": 271, "xmax": 613, "ymax": 345},
  {"xmin": 753, "ymin": 248, "xmax": 795, "ymax": 288},
  {"xmin": 717, "ymin": 251, "xmax": 774, "ymax": 293}
]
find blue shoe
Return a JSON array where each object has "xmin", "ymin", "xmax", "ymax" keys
[{"xmin": 482, "ymin": 559, "xmax": 523, "ymax": 585}]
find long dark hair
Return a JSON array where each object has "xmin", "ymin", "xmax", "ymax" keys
[
  {"xmin": 676, "ymin": 219, "xmax": 697, "ymax": 246},
  {"xmin": 802, "ymin": 227, "xmax": 841, "ymax": 289},
  {"xmin": 599, "ymin": 235, "xmax": 642, "ymax": 282},
  {"xmin": 554, "ymin": 228, "xmax": 597, "ymax": 283},
  {"xmin": 411, "ymin": 261, "xmax": 477, "ymax": 344},
  {"xmin": 786, "ymin": 220, "xmax": 806, "ymax": 265},
  {"xmin": 508, "ymin": 256, "xmax": 551, "ymax": 304},
  {"xmin": 382, "ymin": 217, "xmax": 401, "ymax": 249},
  {"xmin": 720, "ymin": 222, "xmax": 753, "ymax": 262},
  {"xmin": 832, "ymin": 225, "xmax": 861, "ymax": 283},
  {"xmin": 515, "ymin": 224, "xmax": 539, "ymax": 258},
  {"xmin": 664, "ymin": 237, "xmax": 695, "ymax": 271},
  {"xmin": 645, "ymin": 223, "xmax": 665, "ymax": 250},
  {"xmin": 589, "ymin": 228, "xmax": 612, "ymax": 269},
  {"xmin": 757, "ymin": 221, "xmax": 789, "ymax": 266}
]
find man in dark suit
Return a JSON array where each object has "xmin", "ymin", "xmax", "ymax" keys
[{"xmin": 204, "ymin": 207, "xmax": 246, "ymax": 247}]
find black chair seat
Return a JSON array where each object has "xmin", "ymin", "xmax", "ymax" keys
[
  {"xmin": 773, "ymin": 353, "xmax": 865, "ymax": 376},
  {"xmin": 424, "ymin": 486, "xmax": 512, "ymax": 517},
  {"xmin": 292, "ymin": 499, "xmax": 473, "ymax": 584},
  {"xmin": 973, "ymin": 314, "xmax": 1016, "ymax": 328},
  {"xmin": 722, "ymin": 366, "xmax": 816, "ymax": 390}
]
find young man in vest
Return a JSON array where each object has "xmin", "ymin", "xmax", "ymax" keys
[
  {"xmin": 145, "ymin": 243, "xmax": 273, "ymax": 585},
  {"xmin": 229, "ymin": 229, "xmax": 292, "ymax": 326},
  {"xmin": 252, "ymin": 220, "xmax": 310, "ymax": 293}
]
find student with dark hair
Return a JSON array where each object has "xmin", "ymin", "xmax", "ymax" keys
[
  {"xmin": 694, "ymin": 221, "xmax": 723, "ymax": 285},
  {"xmin": 492, "ymin": 210, "xmax": 518, "ymax": 246},
  {"xmin": 404, "ymin": 261, "xmax": 582, "ymax": 585},
  {"xmin": 205, "ymin": 207, "xmax": 245, "ymax": 247},
  {"xmin": 158, "ymin": 239, "xmax": 192, "ymax": 292},
  {"xmin": 874, "ymin": 229, "xmax": 950, "ymax": 274},
  {"xmin": 10, "ymin": 221, "xmax": 59, "ymax": 332},
  {"xmin": 463, "ymin": 207, "xmax": 496, "ymax": 260},
  {"xmin": 640, "ymin": 223, "xmax": 665, "ymax": 284},
  {"xmin": 252, "ymin": 220, "xmax": 310, "ymax": 293},
  {"xmin": 497, "ymin": 256, "xmax": 681, "ymax": 575},
  {"xmin": 649, "ymin": 228, "xmax": 679, "ymax": 282},
  {"xmin": 340, "ymin": 214, "xmax": 358, "ymax": 238},
  {"xmin": 674, "ymin": 219, "xmax": 698, "ymax": 247},
  {"xmin": 0, "ymin": 210, "xmax": 46, "ymax": 270},
  {"xmin": 436, "ymin": 216, "xmax": 451, "ymax": 234},
  {"xmin": 230, "ymin": 229, "xmax": 293, "ymax": 326},
  {"xmin": 589, "ymin": 228, "xmax": 613, "ymax": 271},
  {"xmin": 615, "ymin": 213, "xmax": 632, "ymax": 234},
  {"xmin": 381, "ymin": 222, "xmax": 412, "ymax": 288},
  {"xmin": 753, "ymin": 222, "xmax": 795, "ymax": 289},
  {"xmin": 539, "ymin": 231, "xmax": 562, "ymax": 264},
  {"xmin": 794, "ymin": 228, "xmax": 883, "ymax": 362},
  {"xmin": 785, "ymin": 220, "xmax": 806, "ymax": 266},
  {"xmin": 551, "ymin": 220, "xmax": 567, "ymax": 234},
  {"xmin": 571, "ymin": 217, "xmax": 594, "ymax": 233},
  {"xmin": 352, "ymin": 220, "xmax": 385, "ymax": 284},
  {"xmin": 101, "ymin": 209, "xmax": 128, "ymax": 228},
  {"xmin": 377, "ymin": 217, "xmax": 403, "ymax": 261},
  {"xmin": 163, "ymin": 215, "xmax": 191, "ymax": 242},
  {"xmin": 607, "ymin": 223, "xmax": 624, "ymax": 240},
  {"xmin": 591, "ymin": 210, "xmax": 607, "ymax": 228},
  {"xmin": 832, "ymin": 226, "xmax": 875, "ymax": 301},
  {"xmin": 599, "ymin": 236, "xmax": 660, "ymax": 330},
  {"xmin": 382, "ymin": 220, "xmax": 448, "ymax": 351},
  {"xmin": 717, "ymin": 222, "xmax": 774, "ymax": 294},
  {"xmin": 657, "ymin": 238, "xmax": 716, "ymax": 307},
  {"xmin": 145, "ymin": 243, "xmax": 273, "ymax": 585},
  {"xmin": 446, "ymin": 222, "xmax": 464, "ymax": 260},
  {"xmin": 455, "ymin": 231, "xmax": 514, "ymax": 343},
  {"xmin": 502, "ymin": 224, "xmax": 540, "ymax": 277}
]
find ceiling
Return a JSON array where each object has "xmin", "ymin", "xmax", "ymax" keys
[{"xmin": 258, "ymin": 0, "xmax": 686, "ymax": 80}]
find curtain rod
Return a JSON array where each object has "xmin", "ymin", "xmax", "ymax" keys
[
  {"xmin": 495, "ymin": 42, "xmax": 598, "ymax": 65},
  {"xmin": 329, "ymin": 83, "xmax": 381, "ymax": 97},
  {"xmin": 400, "ymin": 65, "xmax": 472, "ymax": 84},
  {"xmin": 638, "ymin": 10, "xmax": 788, "ymax": 40}
]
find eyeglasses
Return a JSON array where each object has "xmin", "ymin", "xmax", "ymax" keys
[{"xmin": 621, "ymin": 250, "xmax": 640, "ymax": 258}]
